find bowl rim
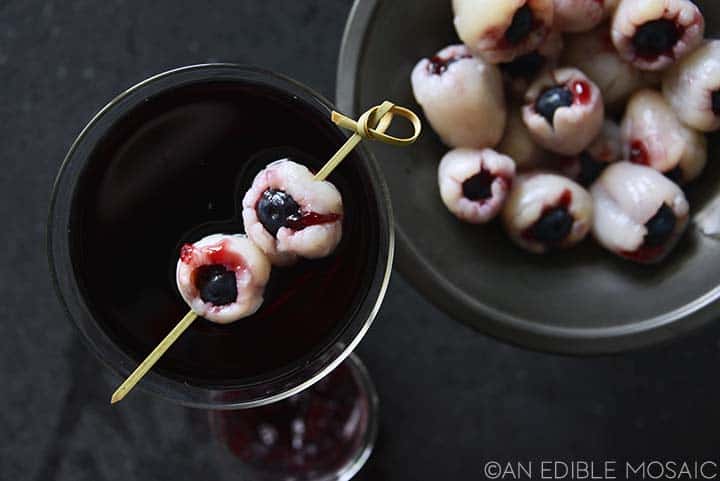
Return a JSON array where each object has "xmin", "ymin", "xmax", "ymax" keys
[
  {"xmin": 48, "ymin": 63, "xmax": 395, "ymax": 408},
  {"xmin": 336, "ymin": 0, "xmax": 720, "ymax": 355}
]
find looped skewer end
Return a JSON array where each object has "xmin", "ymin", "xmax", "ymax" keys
[
  {"xmin": 331, "ymin": 101, "xmax": 422, "ymax": 146},
  {"xmin": 314, "ymin": 101, "xmax": 422, "ymax": 181}
]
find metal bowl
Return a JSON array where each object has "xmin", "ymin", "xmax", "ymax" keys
[{"xmin": 337, "ymin": 0, "xmax": 720, "ymax": 354}]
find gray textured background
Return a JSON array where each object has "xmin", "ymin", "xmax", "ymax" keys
[{"xmin": 3, "ymin": 1, "xmax": 720, "ymax": 480}]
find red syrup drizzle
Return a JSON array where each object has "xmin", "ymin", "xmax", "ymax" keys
[
  {"xmin": 287, "ymin": 212, "xmax": 342, "ymax": 230},
  {"xmin": 571, "ymin": 80, "xmax": 592, "ymax": 105},
  {"xmin": 620, "ymin": 244, "xmax": 667, "ymax": 263},
  {"xmin": 520, "ymin": 189, "xmax": 573, "ymax": 242},
  {"xmin": 629, "ymin": 140, "xmax": 650, "ymax": 165},
  {"xmin": 427, "ymin": 54, "xmax": 472, "ymax": 75},
  {"xmin": 556, "ymin": 189, "xmax": 573, "ymax": 209},
  {"xmin": 254, "ymin": 188, "xmax": 341, "ymax": 236},
  {"xmin": 180, "ymin": 244, "xmax": 195, "ymax": 264},
  {"xmin": 181, "ymin": 240, "xmax": 246, "ymax": 270}
]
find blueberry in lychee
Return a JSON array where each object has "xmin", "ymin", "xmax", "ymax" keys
[
  {"xmin": 535, "ymin": 86, "xmax": 573, "ymax": 125},
  {"xmin": 194, "ymin": 264, "xmax": 237, "ymax": 306},
  {"xmin": 632, "ymin": 19, "xmax": 681, "ymax": 60},
  {"xmin": 644, "ymin": 204, "xmax": 676, "ymax": 247},
  {"xmin": 530, "ymin": 207, "xmax": 574, "ymax": 244},
  {"xmin": 505, "ymin": 4, "xmax": 534, "ymax": 46},
  {"xmin": 257, "ymin": 189, "xmax": 301, "ymax": 236}
]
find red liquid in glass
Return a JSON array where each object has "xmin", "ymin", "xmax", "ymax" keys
[{"xmin": 70, "ymin": 81, "xmax": 380, "ymax": 387}]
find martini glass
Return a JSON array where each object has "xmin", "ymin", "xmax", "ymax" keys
[{"xmin": 48, "ymin": 64, "xmax": 393, "ymax": 478}]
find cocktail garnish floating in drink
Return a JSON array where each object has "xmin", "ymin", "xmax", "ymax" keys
[
  {"xmin": 110, "ymin": 101, "xmax": 421, "ymax": 404},
  {"xmin": 242, "ymin": 159, "xmax": 345, "ymax": 266},
  {"xmin": 177, "ymin": 233, "xmax": 272, "ymax": 324}
]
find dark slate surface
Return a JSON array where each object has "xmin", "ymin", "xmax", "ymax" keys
[{"xmin": 3, "ymin": 1, "xmax": 720, "ymax": 480}]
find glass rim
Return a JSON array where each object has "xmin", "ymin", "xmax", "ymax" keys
[
  {"xmin": 331, "ymin": 353, "xmax": 379, "ymax": 481},
  {"xmin": 47, "ymin": 63, "xmax": 394, "ymax": 409}
]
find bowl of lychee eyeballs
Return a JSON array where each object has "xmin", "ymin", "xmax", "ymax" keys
[
  {"xmin": 414, "ymin": 0, "xmax": 718, "ymax": 263},
  {"xmin": 338, "ymin": 0, "xmax": 720, "ymax": 352}
]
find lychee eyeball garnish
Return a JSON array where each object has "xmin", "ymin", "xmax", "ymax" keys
[
  {"xmin": 176, "ymin": 234, "xmax": 271, "ymax": 324},
  {"xmin": 438, "ymin": 148, "xmax": 516, "ymax": 224},
  {"xmin": 411, "ymin": 44, "xmax": 506, "ymax": 149},
  {"xmin": 662, "ymin": 40, "xmax": 720, "ymax": 133},
  {"xmin": 621, "ymin": 89, "xmax": 707, "ymax": 184},
  {"xmin": 242, "ymin": 159, "xmax": 343, "ymax": 266},
  {"xmin": 590, "ymin": 162, "xmax": 689, "ymax": 264},
  {"xmin": 522, "ymin": 68, "xmax": 604, "ymax": 155},
  {"xmin": 452, "ymin": 0, "xmax": 555, "ymax": 64},
  {"xmin": 611, "ymin": 0, "xmax": 705, "ymax": 71},
  {"xmin": 502, "ymin": 172, "xmax": 593, "ymax": 253}
]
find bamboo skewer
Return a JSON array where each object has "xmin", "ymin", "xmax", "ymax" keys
[
  {"xmin": 110, "ymin": 101, "xmax": 421, "ymax": 404},
  {"xmin": 111, "ymin": 310, "xmax": 198, "ymax": 404}
]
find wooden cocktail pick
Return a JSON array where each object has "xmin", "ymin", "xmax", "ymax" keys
[
  {"xmin": 110, "ymin": 101, "xmax": 421, "ymax": 404},
  {"xmin": 314, "ymin": 101, "xmax": 421, "ymax": 181},
  {"xmin": 111, "ymin": 310, "xmax": 197, "ymax": 404}
]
